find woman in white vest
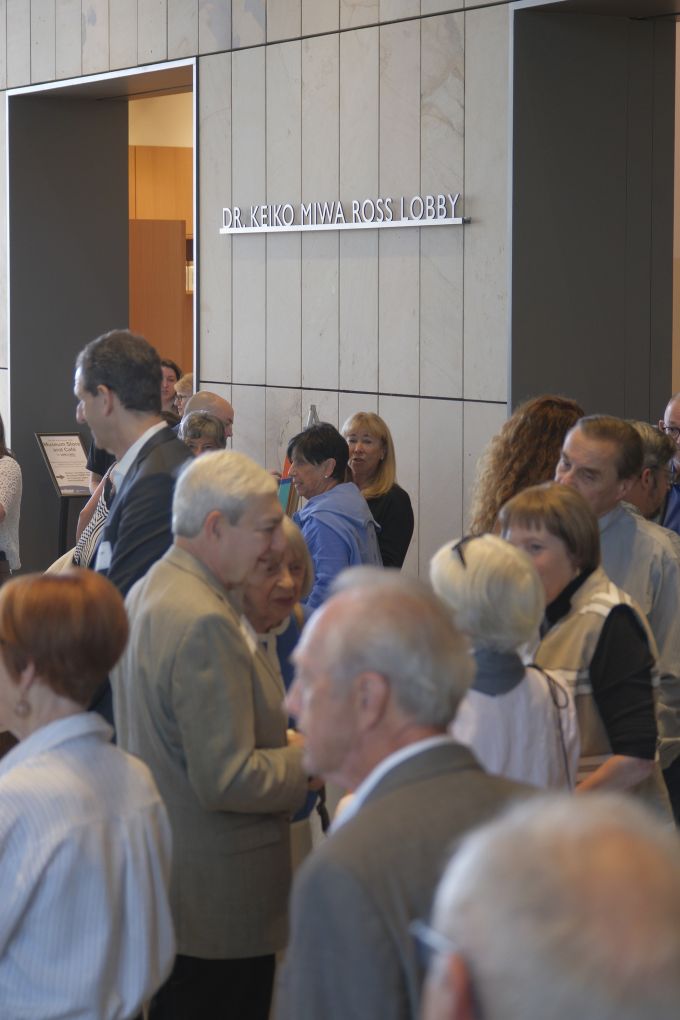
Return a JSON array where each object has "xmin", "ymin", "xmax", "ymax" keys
[{"xmin": 500, "ymin": 482, "xmax": 670, "ymax": 814}]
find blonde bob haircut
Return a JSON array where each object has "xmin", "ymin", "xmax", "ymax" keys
[
  {"xmin": 0, "ymin": 570, "xmax": 128, "ymax": 706},
  {"xmin": 341, "ymin": 411, "xmax": 397, "ymax": 500},
  {"xmin": 430, "ymin": 534, "xmax": 545, "ymax": 653},
  {"xmin": 499, "ymin": 482, "xmax": 600, "ymax": 574},
  {"xmin": 281, "ymin": 515, "xmax": 314, "ymax": 600}
]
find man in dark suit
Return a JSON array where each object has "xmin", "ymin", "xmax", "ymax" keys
[
  {"xmin": 277, "ymin": 570, "xmax": 530, "ymax": 1020},
  {"xmin": 74, "ymin": 329, "xmax": 192, "ymax": 719},
  {"xmin": 74, "ymin": 329, "xmax": 192, "ymax": 597}
]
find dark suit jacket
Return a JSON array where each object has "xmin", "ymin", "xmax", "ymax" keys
[
  {"xmin": 90, "ymin": 427, "xmax": 191, "ymax": 723},
  {"xmin": 276, "ymin": 741, "xmax": 530, "ymax": 1020},
  {"xmin": 97, "ymin": 426, "xmax": 192, "ymax": 597}
]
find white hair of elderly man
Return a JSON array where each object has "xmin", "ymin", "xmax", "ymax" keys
[{"xmin": 421, "ymin": 793, "xmax": 680, "ymax": 1020}]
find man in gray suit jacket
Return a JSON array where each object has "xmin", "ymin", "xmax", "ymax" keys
[
  {"xmin": 276, "ymin": 569, "xmax": 530, "ymax": 1020},
  {"xmin": 113, "ymin": 451, "xmax": 310, "ymax": 1020}
]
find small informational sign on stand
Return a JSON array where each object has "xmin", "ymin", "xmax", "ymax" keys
[{"xmin": 35, "ymin": 433, "xmax": 90, "ymax": 497}]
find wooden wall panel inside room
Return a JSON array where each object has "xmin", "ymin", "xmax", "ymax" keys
[
  {"xmin": 130, "ymin": 144, "xmax": 193, "ymax": 235},
  {"xmin": 129, "ymin": 219, "xmax": 192, "ymax": 370}
]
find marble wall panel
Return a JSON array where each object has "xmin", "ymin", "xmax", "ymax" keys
[
  {"xmin": 267, "ymin": 234, "xmax": 302, "ymax": 386},
  {"xmin": 31, "ymin": 0, "xmax": 55, "ymax": 83},
  {"xmin": 302, "ymin": 0, "xmax": 339, "ymax": 35},
  {"xmin": 0, "ymin": 1, "xmax": 6, "ymax": 89},
  {"xmin": 421, "ymin": 13, "xmax": 463, "ymax": 196},
  {"xmin": 55, "ymin": 0, "xmax": 82, "ymax": 80},
  {"xmin": 340, "ymin": 27, "xmax": 378, "ymax": 200},
  {"xmin": 232, "ymin": 0, "xmax": 265, "ymax": 48},
  {"xmin": 303, "ymin": 388, "xmax": 339, "ymax": 428},
  {"xmin": 301, "ymin": 34, "xmax": 339, "ymax": 390},
  {"xmin": 266, "ymin": 386, "xmax": 302, "ymax": 471},
  {"xmin": 420, "ymin": 229, "xmax": 463, "ymax": 397},
  {"xmin": 199, "ymin": 52, "xmax": 232, "ymax": 383},
  {"xmin": 233, "ymin": 235, "xmax": 266, "ymax": 383},
  {"xmin": 267, "ymin": 40, "xmax": 301, "ymax": 204},
  {"xmin": 232, "ymin": 48, "xmax": 265, "ymax": 384},
  {"xmin": 301, "ymin": 233, "xmax": 339, "ymax": 389},
  {"xmin": 379, "ymin": 229, "xmax": 419, "ymax": 394},
  {"xmin": 463, "ymin": 3, "xmax": 510, "ymax": 402},
  {"xmin": 267, "ymin": 0, "xmax": 301, "ymax": 42},
  {"xmin": 381, "ymin": 0, "xmax": 419, "ymax": 20},
  {"xmin": 340, "ymin": 0, "xmax": 378, "ymax": 29},
  {"xmin": 462, "ymin": 398, "xmax": 507, "ymax": 528},
  {"xmin": 7, "ymin": 0, "xmax": 32, "ymax": 87},
  {"xmin": 231, "ymin": 383, "xmax": 266, "ymax": 463},
  {"xmin": 338, "ymin": 392, "xmax": 379, "ymax": 429},
  {"xmin": 379, "ymin": 393, "xmax": 420, "ymax": 576},
  {"xmin": 0, "ymin": 100, "xmax": 6, "ymax": 370},
  {"xmin": 138, "ymin": 0, "xmax": 168, "ymax": 64},
  {"xmin": 82, "ymin": 0, "xmax": 109, "ymax": 75},
  {"xmin": 422, "ymin": 0, "xmax": 457, "ymax": 12},
  {"xmin": 339, "ymin": 232, "xmax": 378, "ymax": 392},
  {"xmin": 199, "ymin": 0, "xmax": 231, "ymax": 53},
  {"xmin": 0, "ymin": 370, "xmax": 9, "ymax": 442},
  {"xmin": 232, "ymin": 46, "xmax": 265, "ymax": 207},
  {"xmin": 110, "ymin": 0, "xmax": 138, "ymax": 70},
  {"xmin": 379, "ymin": 19, "xmax": 419, "ymax": 197},
  {"xmin": 420, "ymin": 12, "xmax": 464, "ymax": 398},
  {"xmin": 169, "ymin": 0, "xmax": 199, "ymax": 58},
  {"xmin": 301, "ymin": 34, "xmax": 339, "ymax": 200},
  {"xmin": 419, "ymin": 396, "xmax": 463, "ymax": 571}
]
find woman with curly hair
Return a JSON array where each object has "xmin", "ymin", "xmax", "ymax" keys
[{"xmin": 468, "ymin": 394, "xmax": 584, "ymax": 535}]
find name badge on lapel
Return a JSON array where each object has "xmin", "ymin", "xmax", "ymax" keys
[{"xmin": 94, "ymin": 541, "xmax": 113, "ymax": 572}]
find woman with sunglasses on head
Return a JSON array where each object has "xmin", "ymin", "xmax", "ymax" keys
[
  {"xmin": 500, "ymin": 482, "xmax": 670, "ymax": 813},
  {"xmin": 431, "ymin": 533, "xmax": 579, "ymax": 789},
  {"xmin": 342, "ymin": 412, "xmax": 414, "ymax": 568}
]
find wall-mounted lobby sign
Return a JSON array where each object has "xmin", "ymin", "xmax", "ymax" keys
[{"xmin": 220, "ymin": 192, "xmax": 467, "ymax": 235}]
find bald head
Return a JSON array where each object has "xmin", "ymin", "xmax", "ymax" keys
[
  {"xmin": 659, "ymin": 394, "xmax": 680, "ymax": 471},
  {"xmin": 423, "ymin": 794, "xmax": 680, "ymax": 1020},
  {"xmin": 184, "ymin": 392, "xmax": 234, "ymax": 438},
  {"xmin": 285, "ymin": 569, "xmax": 473, "ymax": 787}
]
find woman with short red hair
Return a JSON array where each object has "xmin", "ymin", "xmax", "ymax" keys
[{"xmin": 0, "ymin": 570, "xmax": 175, "ymax": 1020}]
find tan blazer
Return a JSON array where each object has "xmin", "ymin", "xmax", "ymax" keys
[{"xmin": 112, "ymin": 544, "xmax": 308, "ymax": 959}]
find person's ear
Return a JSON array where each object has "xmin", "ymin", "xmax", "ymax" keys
[
  {"xmin": 355, "ymin": 672, "xmax": 390, "ymax": 730},
  {"xmin": 640, "ymin": 467, "xmax": 654, "ymax": 493},
  {"xmin": 204, "ymin": 509, "xmax": 225, "ymax": 539},
  {"xmin": 322, "ymin": 458, "xmax": 336, "ymax": 480},
  {"xmin": 97, "ymin": 384, "xmax": 116, "ymax": 416},
  {"xmin": 616, "ymin": 474, "xmax": 636, "ymax": 502}
]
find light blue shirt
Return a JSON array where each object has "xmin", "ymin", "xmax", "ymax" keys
[{"xmin": 0, "ymin": 713, "xmax": 175, "ymax": 1019}]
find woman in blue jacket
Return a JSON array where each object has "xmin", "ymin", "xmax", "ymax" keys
[{"xmin": 288, "ymin": 423, "xmax": 382, "ymax": 614}]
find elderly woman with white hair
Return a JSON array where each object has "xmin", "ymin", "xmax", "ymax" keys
[{"xmin": 430, "ymin": 534, "xmax": 579, "ymax": 789}]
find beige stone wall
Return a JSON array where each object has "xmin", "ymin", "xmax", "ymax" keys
[{"xmin": 0, "ymin": 0, "xmax": 513, "ymax": 574}]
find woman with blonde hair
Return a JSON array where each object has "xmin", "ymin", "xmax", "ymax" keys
[
  {"xmin": 342, "ymin": 411, "xmax": 414, "ymax": 567},
  {"xmin": 430, "ymin": 533, "xmax": 578, "ymax": 789},
  {"xmin": 469, "ymin": 394, "xmax": 584, "ymax": 535}
]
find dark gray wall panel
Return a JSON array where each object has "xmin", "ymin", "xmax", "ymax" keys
[
  {"xmin": 511, "ymin": 12, "xmax": 675, "ymax": 419},
  {"xmin": 9, "ymin": 96, "xmax": 128, "ymax": 571}
]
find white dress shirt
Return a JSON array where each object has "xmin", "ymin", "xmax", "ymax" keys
[{"xmin": 0, "ymin": 713, "xmax": 175, "ymax": 1019}]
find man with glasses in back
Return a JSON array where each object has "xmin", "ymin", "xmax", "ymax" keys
[{"xmin": 659, "ymin": 393, "xmax": 680, "ymax": 535}]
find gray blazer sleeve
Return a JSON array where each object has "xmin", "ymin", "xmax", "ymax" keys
[{"xmin": 276, "ymin": 855, "xmax": 412, "ymax": 1020}]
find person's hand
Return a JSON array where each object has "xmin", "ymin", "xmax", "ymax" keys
[{"xmin": 285, "ymin": 726, "xmax": 303, "ymax": 750}]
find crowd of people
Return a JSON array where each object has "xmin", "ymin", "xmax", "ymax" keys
[{"xmin": 1, "ymin": 327, "xmax": 680, "ymax": 1019}]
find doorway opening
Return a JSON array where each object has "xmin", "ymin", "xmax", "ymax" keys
[{"xmin": 7, "ymin": 59, "xmax": 195, "ymax": 571}]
